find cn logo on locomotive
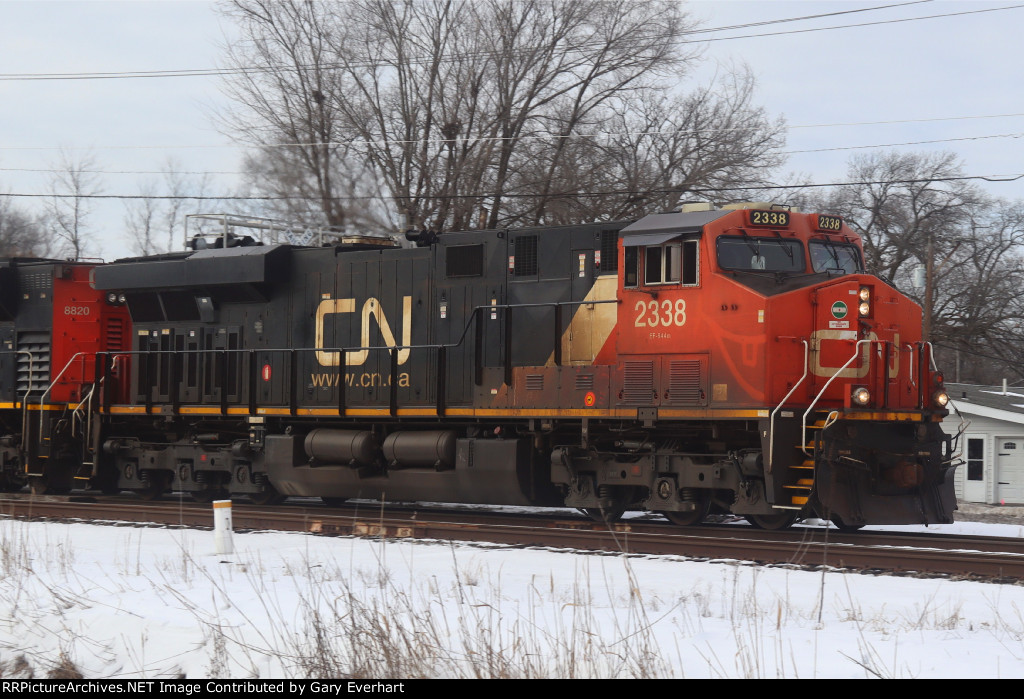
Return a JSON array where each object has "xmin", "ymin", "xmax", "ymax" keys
[{"xmin": 314, "ymin": 296, "xmax": 412, "ymax": 367}]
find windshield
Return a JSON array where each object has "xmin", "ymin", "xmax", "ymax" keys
[
  {"xmin": 809, "ymin": 240, "xmax": 864, "ymax": 274},
  {"xmin": 716, "ymin": 236, "xmax": 805, "ymax": 273}
]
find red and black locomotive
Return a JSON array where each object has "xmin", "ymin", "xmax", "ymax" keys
[{"xmin": 0, "ymin": 204, "xmax": 959, "ymax": 529}]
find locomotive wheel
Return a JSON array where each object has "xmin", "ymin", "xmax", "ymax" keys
[
  {"xmin": 321, "ymin": 497, "xmax": 348, "ymax": 507},
  {"xmin": 250, "ymin": 485, "xmax": 286, "ymax": 506},
  {"xmin": 661, "ymin": 494, "xmax": 712, "ymax": 527},
  {"xmin": 746, "ymin": 512, "xmax": 797, "ymax": 530},
  {"xmin": 133, "ymin": 478, "xmax": 167, "ymax": 501},
  {"xmin": 830, "ymin": 514, "xmax": 865, "ymax": 532},
  {"xmin": 99, "ymin": 482, "xmax": 123, "ymax": 496},
  {"xmin": 1, "ymin": 473, "xmax": 27, "ymax": 492}
]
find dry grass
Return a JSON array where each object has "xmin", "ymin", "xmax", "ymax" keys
[{"xmin": 2, "ymin": 517, "xmax": 1024, "ymax": 678}]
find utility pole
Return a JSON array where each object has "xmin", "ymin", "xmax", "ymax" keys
[
  {"xmin": 924, "ymin": 231, "xmax": 933, "ymax": 343},
  {"xmin": 920, "ymin": 228, "xmax": 961, "ymax": 346}
]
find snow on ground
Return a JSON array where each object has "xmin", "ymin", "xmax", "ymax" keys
[{"xmin": 2, "ymin": 508, "xmax": 1024, "ymax": 679}]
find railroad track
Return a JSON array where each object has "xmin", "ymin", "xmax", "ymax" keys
[{"xmin": 3, "ymin": 493, "xmax": 1024, "ymax": 583}]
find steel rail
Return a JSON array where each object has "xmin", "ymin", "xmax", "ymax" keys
[{"xmin": 2, "ymin": 496, "xmax": 1024, "ymax": 582}]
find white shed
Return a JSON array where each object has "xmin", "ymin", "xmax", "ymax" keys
[{"xmin": 944, "ymin": 383, "xmax": 1024, "ymax": 505}]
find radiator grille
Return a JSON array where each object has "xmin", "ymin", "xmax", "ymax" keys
[
  {"xmin": 19, "ymin": 271, "xmax": 52, "ymax": 293},
  {"xmin": 575, "ymin": 374, "xmax": 594, "ymax": 391},
  {"xmin": 599, "ymin": 230, "xmax": 619, "ymax": 272},
  {"xmin": 16, "ymin": 331, "xmax": 51, "ymax": 397},
  {"xmin": 667, "ymin": 360, "xmax": 702, "ymax": 403},
  {"xmin": 622, "ymin": 361, "xmax": 654, "ymax": 404},
  {"xmin": 105, "ymin": 317, "xmax": 126, "ymax": 351},
  {"xmin": 514, "ymin": 236, "xmax": 538, "ymax": 277}
]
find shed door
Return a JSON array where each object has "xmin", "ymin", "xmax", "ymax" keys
[
  {"xmin": 996, "ymin": 438, "xmax": 1024, "ymax": 504},
  {"xmin": 962, "ymin": 436, "xmax": 986, "ymax": 503}
]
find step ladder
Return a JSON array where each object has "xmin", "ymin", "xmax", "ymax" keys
[
  {"xmin": 71, "ymin": 382, "xmax": 99, "ymax": 482},
  {"xmin": 782, "ymin": 411, "xmax": 836, "ymax": 506}
]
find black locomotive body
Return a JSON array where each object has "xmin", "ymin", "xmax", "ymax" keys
[{"xmin": 91, "ymin": 223, "xmax": 625, "ymax": 508}]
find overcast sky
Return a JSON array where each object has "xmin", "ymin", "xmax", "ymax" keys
[{"xmin": 2, "ymin": 0, "xmax": 1022, "ymax": 260}]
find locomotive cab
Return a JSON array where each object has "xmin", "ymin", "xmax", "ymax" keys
[{"xmin": 610, "ymin": 204, "xmax": 957, "ymax": 527}]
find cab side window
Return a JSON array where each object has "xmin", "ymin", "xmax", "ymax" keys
[{"xmin": 625, "ymin": 240, "xmax": 698, "ymax": 288}]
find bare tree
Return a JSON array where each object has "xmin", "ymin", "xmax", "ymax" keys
[
  {"xmin": 240, "ymin": 145, "xmax": 396, "ymax": 233},
  {"xmin": 123, "ymin": 181, "xmax": 161, "ymax": 256},
  {"xmin": 45, "ymin": 150, "xmax": 103, "ymax": 260},
  {"xmin": 124, "ymin": 158, "xmax": 218, "ymax": 256},
  {"xmin": 932, "ymin": 203, "xmax": 1024, "ymax": 383},
  {"xmin": 0, "ymin": 196, "xmax": 51, "ymax": 257},
  {"xmin": 815, "ymin": 150, "xmax": 1024, "ymax": 382},
  {"xmin": 219, "ymin": 0, "xmax": 355, "ymax": 230},
  {"xmin": 508, "ymin": 66, "xmax": 787, "ymax": 224},
  {"xmin": 822, "ymin": 151, "xmax": 982, "ymax": 286},
  {"xmin": 218, "ymin": 0, "xmax": 786, "ymax": 233}
]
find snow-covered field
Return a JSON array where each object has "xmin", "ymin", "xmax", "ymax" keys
[{"xmin": 2, "ymin": 509, "xmax": 1023, "ymax": 679}]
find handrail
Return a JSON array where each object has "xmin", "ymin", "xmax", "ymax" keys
[
  {"xmin": 946, "ymin": 408, "xmax": 970, "ymax": 462},
  {"xmin": 71, "ymin": 380, "xmax": 98, "ymax": 439},
  {"xmin": 925, "ymin": 341, "xmax": 940, "ymax": 371},
  {"xmin": 905, "ymin": 343, "xmax": 916, "ymax": 388},
  {"xmin": 767, "ymin": 339, "xmax": 809, "ymax": 472},
  {"xmin": 801, "ymin": 339, "xmax": 871, "ymax": 457},
  {"xmin": 38, "ymin": 351, "xmax": 91, "ymax": 436},
  {"xmin": 15, "ymin": 350, "xmax": 35, "ymax": 460}
]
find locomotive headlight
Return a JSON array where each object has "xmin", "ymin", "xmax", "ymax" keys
[
  {"xmin": 118, "ymin": 293, "xmax": 127, "ymax": 304},
  {"xmin": 852, "ymin": 386, "xmax": 871, "ymax": 406},
  {"xmin": 858, "ymin": 286, "xmax": 871, "ymax": 317},
  {"xmin": 933, "ymin": 390, "xmax": 950, "ymax": 408},
  {"xmin": 105, "ymin": 292, "xmax": 118, "ymax": 304}
]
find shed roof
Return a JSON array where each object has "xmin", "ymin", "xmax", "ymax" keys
[{"xmin": 946, "ymin": 383, "xmax": 1024, "ymax": 427}]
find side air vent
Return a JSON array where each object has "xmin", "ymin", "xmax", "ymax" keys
[
  {"xmin": 575, "ymin": 374, "xmax": 594, "ymax": 391},
  {"xmin": 525, "ymin": 374, "xmax": 544, "ymax": 391},
  {"xmin": 16, "ymin": 331, "xmax": 51, "ymax": 398},
  {"xmin": 106, "ymin": 317, "xmax": 126, "ymax": 351},
  {"xmin": 667, "ymin": 360, "xmax": 703, "ymax": 404},
  {"xmin": 20, "ymin": 272, "xmax": 52, "ymax": 293},
  {"xmin": 599, "ymin": 230, "xmax": 618, "ymax": 272},
  {"xmin": 622, "ymin": 361, "xmax": 655, "ymax": 404},
  {"xmin": 513, "ymin": 236, "xmax": 539, "ymax": 277}
]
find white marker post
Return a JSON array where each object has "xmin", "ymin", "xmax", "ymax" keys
[{"xmin": 213, "ymin": 500, "xmax": 234, "ymax": 554}]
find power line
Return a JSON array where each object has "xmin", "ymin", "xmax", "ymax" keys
[
  {"xmin": 0, "ymin": 1, "xmax": 929, "ymax": 80},
  {"xmin": 0, "ymin": 167, "xmax": 239, "ymax": 176},
  {"xmin": 3, "ymin": 130, "xmax": 1023, "ymax": 177},
  {"xmin": 4, "ymin": 112, "xmax": 1024, "ymax": 153},
  {"xmin": 1, "ymin": 1, "xmax": 1013, "ymax": 82},
  {"xmin": 785, "ymin": 132, "xmax": 1024, "ymax": 154},
  {"xmin": 699, "ymin": 2, "xmax": 1024, "ymax": 43},
  {"xmin": 5, "ymin": 173, "xmax": 1022, "ymax": 202}
]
